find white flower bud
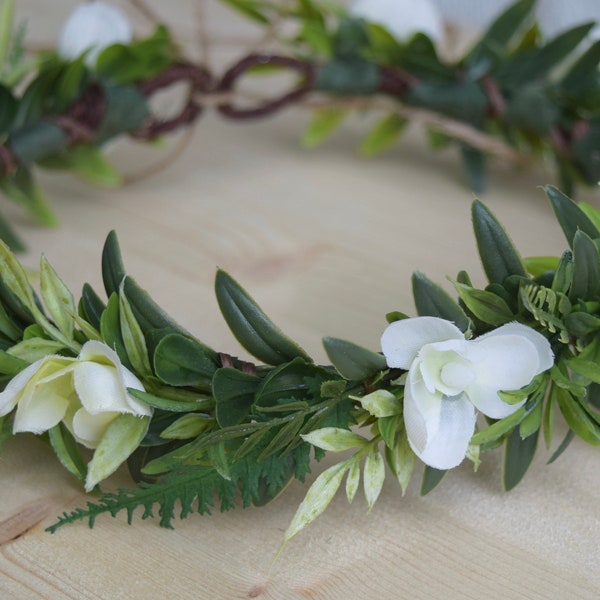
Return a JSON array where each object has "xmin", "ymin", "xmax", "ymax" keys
[
  {"xmin": 349, "ymin": 0, "xmax": 443, "ymax": 43},
  {"xmin": 58, "ymin": 1, "xmax": 132, "ymax": 66}
]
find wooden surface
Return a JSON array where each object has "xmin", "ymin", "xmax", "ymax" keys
[{"xmin": 1, "ymin": 2, "xmax": 600, "ymax": 598}]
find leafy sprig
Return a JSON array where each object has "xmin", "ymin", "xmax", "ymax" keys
[{"xmin": 0, "ymin": 0, "xmax": 598, "ymax": 249}]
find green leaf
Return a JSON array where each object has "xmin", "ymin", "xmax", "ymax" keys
[
  {"xmin": 407, "ymin": 81, "xmax": 487, "ymax": 124},
  {"xmin": 452, "ymin": 281, "xmax": 514, "ymax": 326},
  {"xmin": 508, "ymin": 23, "xmax": 595, "ymax": 86},
  {"xmin": 546, "ymin": 186, "xmax": 600, "ymax": 249},
  {"xmin": 358, "ymin": 389, "xmax": 401, "ymax": 418},
  {"xmin": 9, "ymin": 121, "xmax": 68, "ymax": 166},
  {"xmin": 560, "ymin": 39, "xmax": 600, "ymax": 97},
  {"xmin": 569, "ymin": 230, "xmax": 600, "ymax": 302},
  {"xmin": 0, "ymin": 85, "xmax": 17, "ymax": 134},
  {"xmin": 471, "ymin": 405, "xmax": 527, "ymax": 446},
  {"xmin": 302, "ymin": 108, "xmax": 348, "ymax": 147},
  {"xmin": 0, "ymin": 349, "xmax": 27, "ymax": 375},
  {"xmin": 128, "ymin": 388, "xmax": 212, "ymax": 413},
  {"xmin": 0, "ymin": 167, "xmax": 56, "ymax": 226},
  {"xmin": 7, "ymin": 337, "xmax": 67, "ymax": 362},
  {"xmin": 519, "ymin": 397, "xmax": 543, "ymax": 439},
  {"xmin": 472, "ymin": 200, "xmax": 526, "ymax": 285},
  {"xmin": 363, "ymin": 449, "xmax": 385, "ymax": 511},
  {"xmin": 283, "ymin": 461, "xmax": 347, "ymax": 543},
  {"xmin": 215, "ymin": 269, "xmax": 311, "ymax": 365},
  {"xmin": 101, "ymin": 230, "xmax": 126, "ymax": 297},
  {"xmin": 48, "ymin": 423, "xmax": 86, "ymax": 482},
  {"xmin": 523, "ymin": 256, "xmax": 560, "ymax": 277},
  {"xmin": 345, "ymin": 459, "xmax": 360, "ymax": 503},
  {"xmin": 378, "ymin": 414, "xmax": 400, "ymax": 450},
  {"xmin": 461, "ymin": 145, "xmax": 487, "ymax": 194},
  {"xmin": 385, "ymin": 428, "xmax": 415, "ymax": 495},
  {"xmin": 80, "ymin": 283, "xmax": 106, "ymax": 331},
  {"xmin": 0, "ymin": 209, "xmax": 24, "ymax": 252},
  {"xmin": 219, "ymin": 0, "xmax": 270, "ymax": 24},
  {"xmin": 95, "ymin": 84, "xmax": 149, "ymax": 144},
  {"xmin": 119, "ymin": 284, "xmax": 152, "ymax": 376},
  {"xmin": 547, "ymin": 430, "xmax": 575, "ymax": 464},
  {"xmin": 0, "ymin": 236, "xmax": 36, "ymax": 312},
  {"xmin": 322, "ymin": 336, "xmax": 386, "ymax": 380},
  {"xmin": 39, "ymin": 255, "xmax": 75, "ymax": 340},
  {"xmin": 44, "ymin": 145, "xmax": 123, "ymax": 188},
  {"xmin": 555, "ymin": 387, "xmax": 600, "ymax": 446},
  {"xmin": 153, "ymin": 333, "xmax": 218, "ymax": 388},
  {"xmin": 316, "ymin": 58, "xmax": 379, "ymax": 95},
  {"xmin": 301, "ymin": 427, "xmax": 367, "ymax": 452},
  {"xmin": 208, "ymin": 441, "xmax": 231, "ymax": 481},
  {"xmin": 412, "ymin": 271, "xmax": 469, "ymax": 331},
  {"xmin": 0, "ymin": 0, "xmax": 14, "ymax": 69},
  {"xmin": 212, "ymin": 367, "xmax": 260, "ymax": 427},
  {"xmin": 359, "ymin": 114, "xmax": 407, "ymax": 158},
  {"xmin": 466, "ymin": 0, "xmax": 536, "ymax": 77},
  {"xmin": 99, "ymin": 293, "xmax": 129, "ymax": 368},
  {"xmin": 503, "ymin": 426, "xmax": 538, "ymax": 490},
  {"xmin": 85, "ymin": 414, "xmax": 150, "ymax": 491},
  {"xmin": 257, "ymin": 417, "xmax": 304, "ymax": 460},
  {"xmin": 420, "ymin": 465, "xmax": 446, "ymax": 495}
]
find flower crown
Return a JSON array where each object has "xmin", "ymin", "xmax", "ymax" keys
[
  {"xmin": 0, "ymin": 0, "xmax": 599, "ymax": 546},
  {"xmin": 0, "ymin": 0, "xmax": 598, "ymax": 249},
  {"xmin": 0, "ymin": 184, "xmax": 599, "ymax": 543}
]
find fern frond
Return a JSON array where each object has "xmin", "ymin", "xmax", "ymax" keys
[
  {"xmin": 520, "ymin": 282, "xmax": 571, "ymax": 343},
  {"xmin": 46, "ymin": 443, "xmax": 312, "ymax": 532}
]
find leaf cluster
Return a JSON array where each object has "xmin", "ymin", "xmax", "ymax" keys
[
  {"xmin": 295, "ymin": 0, "xmax": 599, "ymax": 194},
  {"xmin": 0, "ymin": 24, "xmax": 177, "ymax": 249}
]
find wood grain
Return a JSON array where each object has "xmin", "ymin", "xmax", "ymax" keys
[{"xmin": 1, "ymin": 2, "xmax": 599, "ymax": 598}]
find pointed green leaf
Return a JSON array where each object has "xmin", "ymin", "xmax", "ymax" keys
[
  {"xmin": 420, "ymin": 465, "xmax": 446, "ymax": 495},
  {"xmin": 40, "ymin": 255, "xmax": 75, "ymax": 340},
  {"xmin": 215, "ymin": 269, "xmax": 311, "ymax": 365},
  {"xmin": 153, "ymin": 333, "xmax": 218, "ymax": 388},
  {"xmin": 412, "ymin": 271, "xmax": 469, "ymax": 331},
  {"xmin": 101, "ymin": 230, "xmax": 126, "ymax": 297},
  {"xmin": 503, "ymin": 426, "xmax": 538, "ymax": 490},
  {"xmin": 283, "ymin": 461, "xmax": 346, "ymax": 543},
  {"xmin": 546, "ymin": 186, "xmax": 600, "ymax": 248},
  {"xmin": 301, "ymin": 427, "xmax": 367, "ymax": 452},
  {"xmin": 560, "ymin": 39, "xmax": 600, "ymax": 96},
  {"xmin": 466, "ymin": 0, "xmax": 536, "ymax": 76},
  {"xmin": 461, "ymin": 145, "xmax": 487, "ymax": 194},
  {"xmin": 453, "ymin": 281, "xmax": 514, "ymax": 326},
  {"xmin": 212, "ymin": 367, "xmax": 260, "ymax": 428},
  {"xmin": 48, "ymin": 423, "xmax": 86, "ymax": 482},
  {"xmin": 258, "ymin": 417, "xmax": 304, "ymax": 460},
  {"xmin": 345, "ymin": 459, "xmax": 360, "ymax": 504},
  {"xmin": 471, "ymin": 405, "xmax": 527, "ymax": 445},
  {"xmin": 80, "ymin": 283, "xmax": 106, "ymax": 331},
  {"xmin": 472, "ymin": 200, "xmax": 526, "ymax": 284},
  {"xmin": 302, "ymin": 108, "xmax": 348, "ymax": 147},
  {"xmin": 569, "ymin": 230, "xmax": 600, "ymax": 301},
  {"xmin": 359, "ymin": 114, "xmax": 407, "ymax": 158},
  {"xmin": 85, "ymin": 414, "xmax": 150, "ymax": 491},
  {"xmin": 385, "ymin": 428, "xmax": 415, "ymax": 494},
  {"xmin": 208, "ymin": 441, "xmax": 231, "ymax": 481},
  {"xmin": 119, "ymin": 283, "xmax": 152, "ymax": 376},
  {"xmin": 363, "ymin": 449, "xmax": 385, "ymax": 511},
  {"xmin": 555, "ymin": 387, "xmax": 600, "ymax": 446},
  {"xmin": 99, "ymin": 293, "xmax": 129, "ymax": 368},
  {"xmin": 322, "ymin": 336, "xmax": 386, "ymax": 380}
]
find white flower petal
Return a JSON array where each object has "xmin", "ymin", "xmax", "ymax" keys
[
  {"xmin": 12, "ymin": 372, "xmax": 74, "ymax": 434},
  {"xmin": 0, "ymin": 357, "xmax": 46, "ymax": 417},
  {"xmin": 72, "ymin": 407, "xmax": 118, "ymax": 448},
  {"xmin": 405, "ymin": 367, "xmax": 476, "ymax": 469},
  {"xmin": 477, "ymin": 323, "xmax": 554, "ymax": 373},
  {"xmin": 73, "ymin": 362, "xmax": 134, "ymax": 414},
  {"xmin": 381, "ymin": 316, "xmax": 464, "ymax": 369},
  {"xmin": 466, "ymin": 382, "xmax": 525, "ymax": 419},
  {"xmin": 466, "ymin": 334, "xmax": 542, "ymax": 388}
]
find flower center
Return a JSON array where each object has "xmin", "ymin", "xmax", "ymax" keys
[
  {"xmin": 418, "ymin": 342, "xmax": 475, "ymax": 396},
  {"xmin": 440, "ymin": 361, "xmax": 475, "ymax": 391}
]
